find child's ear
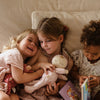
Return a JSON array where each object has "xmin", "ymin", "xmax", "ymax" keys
[{"xmin": 59, "ymin": 35, "xmax": 64, "ymax": 43}]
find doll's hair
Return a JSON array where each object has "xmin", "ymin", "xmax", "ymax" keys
[
  {"xmin": 80, "ymin": 20, "xmax": 100, "ymax": 46},
  {"xmin": 37, "ymin": 17, "xmax": 69, "ymax": 46},
  {"xmin": 2, "ymin": 29, "xmax": 37, "ymax": 52}
]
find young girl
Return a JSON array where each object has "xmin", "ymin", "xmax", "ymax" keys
[
  {"xmin": 36, "ymin": 17, "xmax": 73, "ymax": 99},
  {"xmin": 71, "ymin": 20, "xmax": 100, "ymax": 100},
  {"xmin": 0, "ymin": 29, "xmax": 53, "ymax": 100}
]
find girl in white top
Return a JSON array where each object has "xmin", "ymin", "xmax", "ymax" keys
[
  {"xmin": 71, "ymin": 20, "xmax": 100, "ymax": 100},
  {"xmin": 0, "ymin": 29, "xmax": 54, "ymax": 100}
]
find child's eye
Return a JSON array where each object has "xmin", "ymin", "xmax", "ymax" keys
[
  {"xmin": 28, "ymin": 39, "xmax": 32, "ymax": 42},
  {"xmin": 39, "ymin": 41, "xmax": 43, "ymax": 44},
  {"xmin": 93, "ymin": 53, "xmax": 98, "ymax": 56},
  {"xmin": 46, "ymin": 39, "xmax": 52, "ymax": 42},
  {"xmin": 84, "ymin": 50, "xmax": 89, "ymax": 54}
]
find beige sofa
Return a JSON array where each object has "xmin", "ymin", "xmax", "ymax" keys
[{"xmin": 0, "ymin": 0, "xmax": 100, "ymax": 53}]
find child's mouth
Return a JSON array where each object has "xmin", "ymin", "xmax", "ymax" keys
[
  {"xmin": 87, "ymin": 57, "xmax": 100, "ymax": 63},
  {"xmin": 27, "ymin": 47, "xmax": 33, "ymax": 52}
]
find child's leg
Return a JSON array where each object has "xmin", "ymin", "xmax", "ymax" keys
[
  {"xmin": 10, "ymin": 94, "xmax": 19, "ymax": 100},
  {"xmin": 0, "ymin": 91, "xmax": 10, "ymax": 100}
]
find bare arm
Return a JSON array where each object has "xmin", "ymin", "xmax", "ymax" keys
[
  {"xmin": 11, "ymin": 66, "xmax": 44, "ymax": 84},
  {"xmin": 27, "ymin": 50, "xmax": 49, "ymax": 71},
  {"xmin": 30, "ymin": 52, "xmax": 55, "ymax": 73}
]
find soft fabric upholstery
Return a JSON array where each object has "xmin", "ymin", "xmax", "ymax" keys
[{"xmin": 0, "ymin": 0, "xmax": 100, "ymax": 52}]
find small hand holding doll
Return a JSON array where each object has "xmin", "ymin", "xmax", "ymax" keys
[{"xmin": 24, "ymin": 55, "xmax": 69, "ymax": 93}]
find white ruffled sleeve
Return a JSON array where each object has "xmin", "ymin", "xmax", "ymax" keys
[{"xmin": 5, "ymin": 48, "xmax": 23, "ymax": 70}]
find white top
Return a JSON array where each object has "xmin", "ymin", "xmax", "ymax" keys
[
  {"xmin": 71, "ymin": 49, "xmax": 100, "ymax": 96},
  {"xmin": 0, "ymin": 48, "xmax": 23, "ymax": 71},
  {"xmin": 0, "ymin": 48, "xmax": 24, "ymax": 93}
]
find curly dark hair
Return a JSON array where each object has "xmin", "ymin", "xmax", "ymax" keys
[{"xmin": 80, "ymin": 20, "xmax": 100, "ymax": 46}]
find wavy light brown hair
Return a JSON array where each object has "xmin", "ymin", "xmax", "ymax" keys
[{"xmin": 37, "ymin": 17, "xmax": 69, "ymax": 46}]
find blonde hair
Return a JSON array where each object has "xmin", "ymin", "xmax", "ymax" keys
[{"xmin": 2, "ymin": 29, "xmax": 37, "ymax": 52}]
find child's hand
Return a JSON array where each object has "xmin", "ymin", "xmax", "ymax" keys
[
  {"xmin": 41, "ymin": 63, "xmax": 55, "ymax": 74},
  {"xmin": 88, "ymin": 75, "xmax": 100, "ymax": 88},
  {"xmin": 79, "ymin": 75, "xmax": 88, "ymax": 86},
  {"xmin": 45, "ymin": 82, "xmax": 60, "ymax": 96}
]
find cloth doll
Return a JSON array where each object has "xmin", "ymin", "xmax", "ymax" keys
[{"xmin": 24, "ymin": 55, "xmax": 69, "ymax": 93}]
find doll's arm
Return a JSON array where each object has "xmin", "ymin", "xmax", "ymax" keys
[
  {"xmin": 55, "ymin": 68, "xmax": 68, "ymax": 81},
  {"xmin": 24, "ymin": 71, "xmax": 58, "ymax": 93},
  {"xmin": 55, "ymin": 68, "xmax": 68, "ymax": 75},
  {"xmin": 58, "ymin": 74, "xmax": 68, "ymax": 80}
]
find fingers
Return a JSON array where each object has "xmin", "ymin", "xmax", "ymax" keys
[
  {"xmin": 46, "ymin": 64, "xmax": 55, "ymax": 71},
  {"xmin": 88, "ymin": 76, "xmax": 99, "ymax": 88},
  {"xmin": 79, "ymin": 75, "xmax": 99, "ymax": 88},
  {"xmin": 46, "ymin": 82, "xmax": 59, "ymax": 96},
  {"xmin": 79, "ymin": 76, "xmax": 88, "ymax": 86},
  {"xmin": 44, "ymin": 64, "xmax": 55, "ymax": 74}
]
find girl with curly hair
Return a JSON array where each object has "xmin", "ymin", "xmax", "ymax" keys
[{"xmin": 71, "ymin": 20, "xmax": 100, "ymax": 100}]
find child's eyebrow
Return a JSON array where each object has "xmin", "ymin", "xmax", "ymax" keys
[
  {"xmin": 91, "ymin": 53, "xmax": 98, "ymax": 55},
  {"xmin": 28, "ymin": 37, "xmax": 37, "ymax": 41},
  {"xmin": 28, "ymin": 37, "xmax": 33, "ymax": 39}
]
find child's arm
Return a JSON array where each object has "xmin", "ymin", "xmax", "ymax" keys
[
  {"xmin": 30, "ymin": 53, "xmax": 55, "ymax": 73},
  {"xmin": 11, "ymin": 65, "xmax": 44, "ymax": 84},
  {"xmin": 31, "ymin": 62, "xmax": 55, "ymax": 74}
]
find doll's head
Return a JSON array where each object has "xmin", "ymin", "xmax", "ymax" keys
[{"xmin": 52, "ymin": 55, "xmax": 68, "ymax": 68}]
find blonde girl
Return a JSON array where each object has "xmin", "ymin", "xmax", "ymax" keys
[{"xmin": 0, "ymin": 29, "xmax": 53, "ymax": 100}]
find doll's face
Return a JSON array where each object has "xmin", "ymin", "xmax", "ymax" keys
[
  {"xmin": 52, "ymin": 55, "xmax": 68, "ymax": 68},
  {"xmin": 83, "ymin": 45, "xmax": 100, "ymax": 62}
]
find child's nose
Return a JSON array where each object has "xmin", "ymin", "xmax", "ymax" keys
[
  {"xmin": 42, "ymin": 42, "xmax": 47, "ymax": 47},
  {"xmin": 87, "ymin": 54, "xmax": 93, "ymax": 60},
  {"xmin": 31, "ymin": 42, "xmax": 36, "ymax": 46}
]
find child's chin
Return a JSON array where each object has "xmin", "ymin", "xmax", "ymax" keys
[
  {"xmin": 46, "ymin": 51, "xmax": 52, "ymax": 55},
  {"xmin": 87, "ymin": 58, "xmax": 100, "ymax": 63}
]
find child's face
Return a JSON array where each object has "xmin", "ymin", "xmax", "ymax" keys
[
  {"xmin": 37, "ymin": 32, "xmax": 63, "ymax": 55},
  {"xmin": 83, "ymin": 45, "xmax": 100, "ymax": 61},
  {"xmin": 17, "ymin": 33, "xmax": 38, "ymax": 59}
]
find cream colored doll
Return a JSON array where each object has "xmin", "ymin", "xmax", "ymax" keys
[{"xmin": 24, "ymin": 55, "xmax": 69, "ymax": 93}]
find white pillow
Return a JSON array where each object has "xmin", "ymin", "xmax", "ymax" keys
[{"xmin": 31, "ymin": 11, "xmax": 100, "ymax": 53}]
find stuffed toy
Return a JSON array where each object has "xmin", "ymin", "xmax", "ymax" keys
[
  {"xmin": 4, "ymin": 73, "xmax": 17, "ymax": 95},
  {"xmin": 24, "ymin": 55, "xmax": 69, "ymax": 93}
]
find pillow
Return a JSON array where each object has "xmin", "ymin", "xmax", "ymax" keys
[{"xmin": 31, "ymin": 11, "xmax": 100, "ymax": 53}]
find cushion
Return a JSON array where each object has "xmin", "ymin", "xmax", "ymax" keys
[{"xmin": 31, "ymin": 11, "xmax": 100, "ymax": 53}]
